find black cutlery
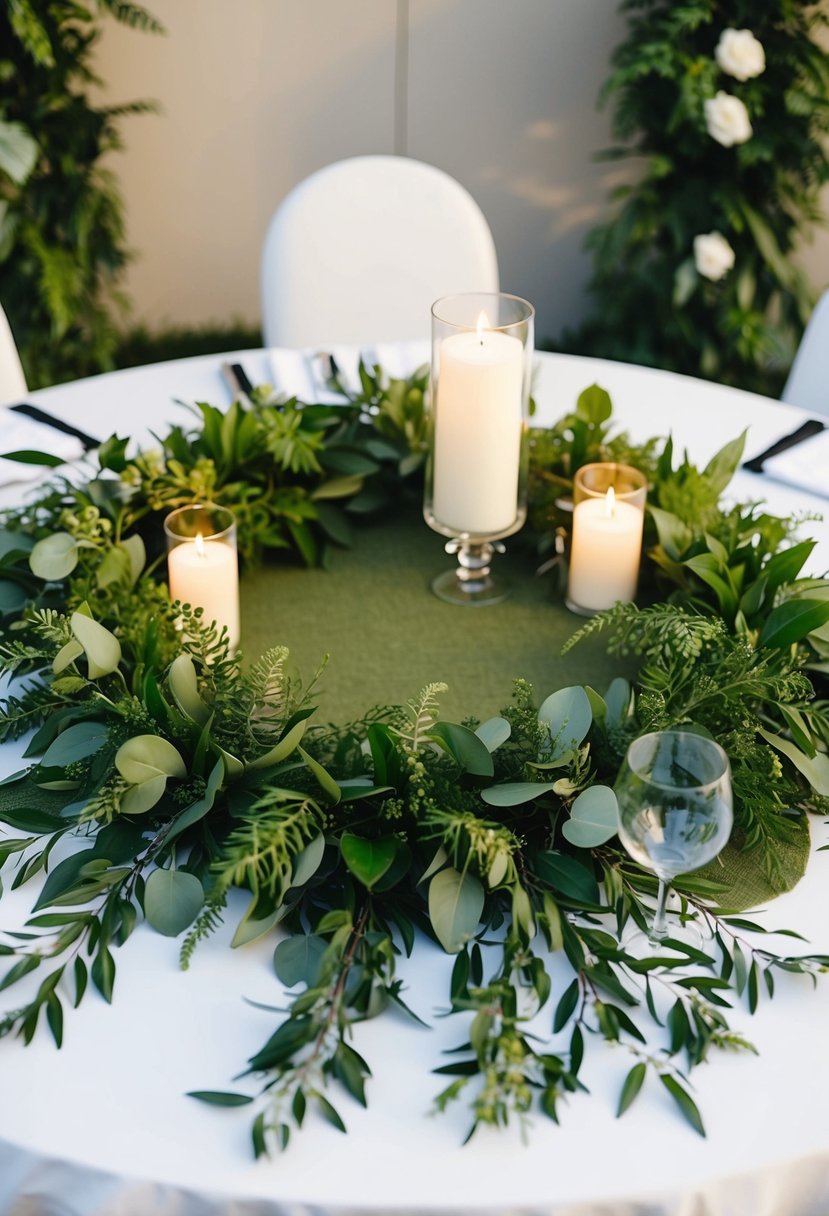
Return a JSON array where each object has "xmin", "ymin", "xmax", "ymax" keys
[
  {"xmin": 9, "ymin": 403, "xmax": 100, "ymax": 452},
  {"xmin": 220, "ymin": 361, "xmax": 255, "ymax": 405},
  {"xmin": 742, "ymin": 418, "xmax": 825, "ymax": 474}
]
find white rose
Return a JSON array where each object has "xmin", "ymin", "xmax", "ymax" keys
[
  {"xmin": 693, "ymin": 232, "xmax": 736, "ymax": 282},
  {"xmin": 704, "ymin": 91, "xmax": 753, "ymax": 147},
  {"xmin": 715, "ymin": 29, "xmax": 766, "ymax": 81}
]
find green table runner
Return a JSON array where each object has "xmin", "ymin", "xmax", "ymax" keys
[
  {"xmin": 240, "ymin": 508, "xmax": 809, "ymax": 910},
  {"xmin": 241, "ymin": 507, "xmax": 619, "ymax": 724}
]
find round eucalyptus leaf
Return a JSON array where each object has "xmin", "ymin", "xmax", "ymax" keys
[
  {"xmin": 120, "ymin": 774, "xmax": 168, "ymax": 815},
  {"xmin": 538, "ymin": 686, "xmax": 592, "ymax": 759},
  {"xmin": 144, "ymin": 868, "xmax": 204, "ymax": 937},
  {"xmin": 115, "ymin": 734, "xmax": 187, "ymax": 784},
  {"xmin": 169, "ymin": 654, "xmax": 210, "ymax": 725},
  {"xmin": 70, "ymin": 610, "xmax": 122, "ymax": 679},
  {"xmin": 273, "ymin": 933, "xmax": 327, "ymax": 988},
  {"xmin": 428, "ymin": 866, "xmax": 484, "ymax": 954},
  {"xmin": 475, "ymin": 716, "xmax": 511, "ymax": 753},
  {"xmin": 29, "ymin": 533, "xmax": 78, "ymax": 582},
  {"xmin": 561, "ymin": 784, "xmax": 619, "ymax": 848}
]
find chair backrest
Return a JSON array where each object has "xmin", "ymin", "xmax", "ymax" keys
[
  {"xmin": 0, "ymin": 303, "xmax": 26, "ymax": 407},
  {"xmin": 781, "ymin": 288, "xmax": 829, "ymax": 418},
  {"xmin": 261, "ymin": 155, "xmax": 499, "ymax": 348}
]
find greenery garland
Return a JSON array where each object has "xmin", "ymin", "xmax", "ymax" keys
[{"xmin": 0, "ymin": 361, "xmax": 828, "ymax": 1156}]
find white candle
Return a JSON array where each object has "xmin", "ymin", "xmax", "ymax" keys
[
  {"xmin": 567, "ymin": 487, "xmax": 644, "ymax": 612},
  {"xmin": 167, "ymin": 533, "xmax": 241, "ymax": 649},
  {"xmin": 432, "ymin": 317, "xmax": 524, "ymax": 535}
]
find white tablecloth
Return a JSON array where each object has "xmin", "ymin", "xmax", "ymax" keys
[{"xmin": 0, "ymin": 348, "xmax": 828, "ymax": 1216}]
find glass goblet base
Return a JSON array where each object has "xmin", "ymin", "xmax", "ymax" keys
[{"xmin": 431, "ymin": 538, "xmax": 510, "ymax": 607}]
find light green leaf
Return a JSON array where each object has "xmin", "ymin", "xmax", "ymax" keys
[
  {"xmin": 120, "ymin": 534, "xmax": 146, "ymax": 585},
  {"xmin": 248, "ymin": 718, "xmax": 307, "ymax": 769},
  {"xmin": 70, "ymin": 610, "xmax": 122, "ymax": 679},
  {"xmin": 52, "ymin": 637, "xmax": 84, "ymax": 674},
  {"xmin": 475, "ymin": 716, "xmax": 511, "ymax": 752},
  {"xmin": 168, "ymin": 654, "xmax": 210, "ymax": 725},
  {"xmin": 298, "ymin": 745, "xmax": 340, "ymax": 803},
  {"xmin": 95, "ymin": 546, "xmax": 131, "ymax": 590},
  {"xmin": 757, "ymin": 727, "xmax": 829, "ymax": 796},
  {"xmin": 538, "ymin": 686, "xmax": 592, "ymax": 759},
  {"xmin": 702, "ymin": 430, "xmax": 746, "ymax": 495},
  {"xmin": 29, "ymin": 533, "xmax": 78, "ymax": 581},
  {"xmin": 481, "ymin": 780, "xmax": 558, "ymax": 807},
  {"xmin": 561, "ymin": 784, "xmax": 619, "ymax": 848},
  {"xmin": 115, "ymin": 734, "xmax": 187, "ymax": 783},
  {"xmin": 120, "ymin": 773, "xmax": 168, "ymax": 815},
  {"xmin": 144, "ymin": 868, "xmax": 204, "ymax": 937},
  {"xmin": 428, "ymin": 867, "xmax": 484, "ymax": 954},
  {"xmin": 0, "ymin": 119, "xmax": 39, "ymax": 185}
]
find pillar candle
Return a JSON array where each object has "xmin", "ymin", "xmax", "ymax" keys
[
  {"xmin": 167, "ymin": 533, "xmax": 241, "ymax": 649},
  {"xmin": 432, "ymin": 323, "xmax": 524, "ymax": 535},
  {"xmin": 567, "ymin": 487, "xmax": 644, "ymax": 612}
]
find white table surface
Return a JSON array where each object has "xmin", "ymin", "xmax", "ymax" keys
[{"xmin": 1, "ymin": 348, "xmax": 828, "ymax": 1216}]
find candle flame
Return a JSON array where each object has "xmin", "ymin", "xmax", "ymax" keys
[
  {"xmin": 604, "ymin": 486, "xmax": 616, "ymax": 518},
  {"xmin": 195, "ymin": 533, "xmax": 206, "ymax": 557},
  {"xmin": 476, "ymin": 311, "xmax": 490, "ymax": 344}
]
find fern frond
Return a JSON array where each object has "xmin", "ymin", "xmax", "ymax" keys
[
  {"xmin": 179, "ymin": 889, "xmax": 228, "ymax": 970},
  {"xmin": 397, "ymin": 682, "xmax": 448, "ymax": 753},
  {"xmin": 211, "ymin": 793, "xmax": 323, "ymax": 909}
]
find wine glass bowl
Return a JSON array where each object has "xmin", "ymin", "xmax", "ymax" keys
[{"xmin": 614, "ymin": 730, "xmax": 733, "ymax": 943}]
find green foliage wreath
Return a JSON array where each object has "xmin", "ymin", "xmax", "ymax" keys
[{"xmin": 0, "ymin": 362, "xmax": 828, "ymax": 1154}]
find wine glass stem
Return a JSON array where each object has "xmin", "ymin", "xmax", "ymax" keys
[{"xmin": 650, "ymin": 879, "xmax": 670, "ymax": 942}]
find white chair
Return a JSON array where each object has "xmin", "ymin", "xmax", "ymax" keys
[
  {"xmin": 261, "ymin": 155, "xmax": 499, "ymax": 348},
  {"xmin": 0, "ymin": 303, "xmax": 26, "ymax": 407},
  {"xmin": 781, "ymin": 288, "xmax": 829, "ymax": 418}
]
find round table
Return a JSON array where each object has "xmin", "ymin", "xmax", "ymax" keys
[{"xmin": 1, "ymin": 347, "xmax": 828, "ymax": 1216}]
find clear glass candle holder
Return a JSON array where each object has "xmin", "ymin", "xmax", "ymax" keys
[
  {"xmin": 164, "ymin": 503, "xmax": 241, "ymax": 650},
  {"xmin": 566, "ymin": 462, "xmax": 647, "ymax": 616},
  {"xmin": 424, "ymin": 292, "xmax": 534, "ymax": 606}
]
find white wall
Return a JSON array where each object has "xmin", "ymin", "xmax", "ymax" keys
[{"xmin": 95, "ymin": 1, "xmax": 829, "ymax": 345}]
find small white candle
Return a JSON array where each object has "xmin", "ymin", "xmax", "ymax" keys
[
  {"xmin": 167, "ymin": 533, "xmax": 241, "ymax": 649},
  {"xmin": 568, "ymin": 486, "xmax": 644, "ymax": 612},
  {"xmin": 432, "ymin": 314, "xmax": 524, "ymax": 535}
]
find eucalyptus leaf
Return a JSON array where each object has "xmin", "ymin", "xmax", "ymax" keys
[
  {"xmin": 428, "ymin": 867, "xmax": 484, "ymax": 954},
  {"xmin": 115, "ymin": 735, "xmax": 187, "ymax": 784},
  {"xmin": 40, "ymin": 721, "xmax": 109, "ymax": 769},
  {"xmin": 538, "ymin": 686, "xmax": 592, "ymax": 759},
  {"xmin": 291, "ymin": 833, "xmax": 326, "ymax": 888},
  {"xmin": 481, "ymin": 781, "xmax": 558, "ymax": 807},
  {"xmin": 474, "ymin": 716, "xmax": 511, "ymax": 752},
  {"xmin": 273, "ymin": 934, "xmax": 327, "ymax": 988},
  {"xmin": 168, "ymin": 653, "xmax": 210, "ymax": 725},
  {"xmin": 561, "ymin": 785, "xmax": 619, "ymax": 848},
  {"xmin": 29, "ymin": 533, "xmax": 78, "ymax": 581},
  {"xmin": 70, "ymin": 610, "xmax": 122, "ymax": 679},
  {"xmin": 120, "ymin": 773, "xmax": 168, "ymax": 815},
  {"xmin": 144, "ymin": 868, "xmax": 204, "ymax": 937}
]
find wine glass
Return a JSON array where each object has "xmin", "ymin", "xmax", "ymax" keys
[{"xmin": 614, "ymin": 730, "xmax": 733, "ymax": 945}]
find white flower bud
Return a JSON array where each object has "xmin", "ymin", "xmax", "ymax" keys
[
  {"xmin": 693, "ymin": 231, "xmax": 736, "ymax": 282},
  {"xmin": 715, "ymin": 29, "xmax": 766, "ymax": 81},
  {"xmin": 704, "ymin": 91, "xmax": 753, "ymax": 147}
]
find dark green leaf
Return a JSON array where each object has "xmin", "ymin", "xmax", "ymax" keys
[
  {"xmin": 617, "ymin": 1062, "xmax": 647, "ymax": 1117},
  {"xmin": 187, "ymin": 1090, "xmax": 254, "ymax": 1107},
  {"xmin": 660, "ymin": 1074, "xmax": 705, "ymax": 1137}
]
